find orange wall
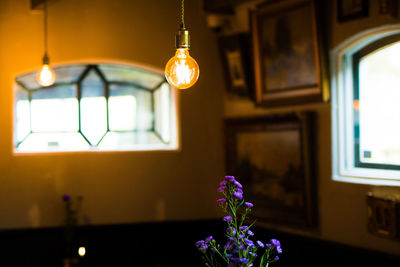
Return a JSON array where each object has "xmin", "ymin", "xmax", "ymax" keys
[{"xmin": 0, "ymin": 0, "xmax": 224, "ymax": 228}]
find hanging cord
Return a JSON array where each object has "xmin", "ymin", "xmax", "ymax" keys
[
  {"xmin": 181, "ymin": 0, "xmax": 185, "ymax": 29},
  {"xmin": 43, "ymin": 0, "xmax": 49, "ymax": 63}
]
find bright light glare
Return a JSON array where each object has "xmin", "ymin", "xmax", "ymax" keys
[
  {"xmin": 78, "ymin": 247, "xmax": 86, "ymax": 257},
  {"xmin": 154, "ymin": 83, "xmax": 170, "ymax": 143},
  {"xmin": 175, "ymin": 61, "xmax": 192, "ymax": 84},
  {"xmin": 37, "ymin": 64, "xmax": 56, "ymax": 87},
  {"xmin": 31, "ymin": 98, "xmax": 78, "ymax": 132},
  {"xmin": 109, "ymin": 96, "xmax": 136, "ymax": 131},
  {"xmin": 165, "ymin": 48, "xmax": 199, "ymax": 89},
  {"xmin": 80, "ymin": 97, "xmax": 107, "ymax": 145},
  {"xmin": 358, "ymin": 41, "xmax": 400, "ymax": 165}
]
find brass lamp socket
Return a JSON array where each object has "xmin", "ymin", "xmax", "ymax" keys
[
  {"xmin": 175, "ymin": 27, "xmax": 190, "ymax": 49},
  {"xmin": 42, "ymin": 53, "xmax": 50, "ymax": 65}
]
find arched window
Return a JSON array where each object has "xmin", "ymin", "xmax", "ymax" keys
[
  {"xmin": 331, "ymin": 25, "xmax": 400, "ymax": 186},
  {"xmin": 14, "ymin": 63, "xmax": 177, "ymax": 152}
]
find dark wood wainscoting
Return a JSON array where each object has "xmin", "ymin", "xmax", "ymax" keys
[{"xmin": 0, "ymin": 220, "xmax": 399, "ymax": 267}]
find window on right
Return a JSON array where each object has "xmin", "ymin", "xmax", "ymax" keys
[{"xmin": 331, "ymin": 27, "xmax": 400, "ymax": 186}]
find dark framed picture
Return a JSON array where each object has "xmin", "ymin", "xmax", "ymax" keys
[
  {"xmin": 337, "ymin": 0, "xmax": 369, "ymax": 22},
  {"xmin": 218, "ymin": 33, "xmax": 252, "ymax": 98},
  {"xmin": 251, "ymin": 0, "xmax": 325, "ymax": 107},
  {"xmin": 367, "ymin": 194, "xmax": 399, "ymax": 240},
  {"xmin": 225, "ymin": 112, "xmax": 318, "ymax": 228},
  {"xmin": 378, "ymin": 0, "xmax": 397, "ymax": 18}
]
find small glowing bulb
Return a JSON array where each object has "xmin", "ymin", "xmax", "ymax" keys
[
  {"xmin": 165, "ymin": 48, "xmax": 199, "ymax": 89},
  {"xmin": 78, "ymin": 246, "xmax": 86, "ymax": 257},
  {"xmin": 37, "ymin": 64, "xmax": 56, "ymax": 87}
]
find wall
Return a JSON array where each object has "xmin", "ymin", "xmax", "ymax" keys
[
  {"xmin": 220, "ymin": 0, "xmax": 400, "ymax": 256},
  {"xmin": 0, "ymin": 0, "xmax": 225, "ymax": 228}
]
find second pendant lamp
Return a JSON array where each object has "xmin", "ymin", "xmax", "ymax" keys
[{"xmin": 37, "ymin": 0, "xmax": 56, "ymax": 87}]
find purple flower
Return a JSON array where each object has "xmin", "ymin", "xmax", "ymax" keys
[
  {"xmin": 224, "ymin": 241, "xmax": 232, "ymax": 250},
  {"xmin": 238, "ymin": 258, "xmax": 249, "ymax": 264},
  {"xmin": 275, "ymin": 256, "xmax": 279, "ymax": 260},
  {"xmin": 239, "ymin": 234, "xmax": 245, "ymax": 239},
  {"xmin": 247, "ymin": 229, "xmax": 254, "ymax": 236},
  {"xmin": 219, "ymin": 180, "xmax": 227, "ymax": 186},
  {"xmin": 235, "ymin": 188, "xmax": 243, "ymax": 194},
  {"xmin": 257, "ymin": 241, "xmax": 264, "ymax": 248},
  {"xmin": 245, "ymin": 239, "xmax": 254, "ymax": 247},
  {"xmin": 195, "ymin": 240, "xmax": 204, "ymax": 247},
  {"xmin": 199, "ymin": 244, "xmax": 208, "ymax": 251},
  {"xmin": 225, "ymin": 176, "xmax": 235, "ymax": 182},
  {"xmin": 271, "ymin": 239, "xmax": 281, "ymax": 247},
  {"xmin": 240, "ymin": 225, "xmax": 248, "ymax": 231},
  {"xmin": 223, "ymin": 216, "xmax": 232, "ymax": 222},
  {"xmin": 266, "ymin": 243, "xmax": 272, "ymax": 247},
  {"xmin": 245, "ymin": 202, "xmax": 254, "ymax": 208},
  {"xmin": 217, "ymin": 186, "xmax": 225, "ymax": 192},
  {"xmin": 233, "ymin": 191, "xmax": 243, "ymax": 199},
  {"xmin": 204, "ymin": 236, "xmax": 214, "ymax": 243},
  {"xmin": 216, "ymin": 198, "xmax": 226, "ymax": 204},
  {"xmin": 227, "ymin": 227, "xmax": 236, "ymax": 235},
  {"xmin": 277, "ymin": 246, "xmax": 282, "ymax": 254},
  {"xmin": 234, "ymin": 181, "xmax": 243, "ymax": 188},
  {"xmin": 62, "ymin": 194, "xmax": 70, "ymax": 201}
]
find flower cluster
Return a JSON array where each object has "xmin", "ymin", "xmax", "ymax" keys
[{"xmin": 195, "ymin": 176, "xmax": 282, "ymax": 267}]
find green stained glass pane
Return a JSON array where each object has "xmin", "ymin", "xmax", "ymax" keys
[
  {"xmin": 16, "ymin": 133, "xmax": 89, "ymax": 152},
  {"xmin": 81, "ymin": 70, "xmax": 105, "ymax": 97},
  {"xmin": 154, "ymin": 82, "xmax": 171, "ymax": 143},
  {"xmin": 16, "ymin": 71, "xmax": 41, "ymax": 90},
  {"xmin": 53, "ymin": 65, "xmax": 87, "ymax": 83},
  {"xmin": 98, "ymin": 132, "xmax": 163, "ymax": 150},
  {"xmin": 99, "ymin": 64, "xmax": 164, "ymax": 89},
  {"xmin": 80, "ymin": 70, "xmax": 107, "ymax": 145},
  {"xmin": 14, "ymin": 85, "xmax": 31, "ymax": 144},
  {"xmin": 16, "ymin": 65, "xmax": 86, "ymax": 90},
  {"xmin": 109, "ymin": 84, "xmax": 152, "ymax": 131},
  {"xmin": 31, "ymin": 85, "xmax": 78, "ymax": 132}
]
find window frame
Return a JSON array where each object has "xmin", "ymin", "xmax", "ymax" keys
[
  {"xmin": 352, "ymin": 33, "xmax": 400, "ymax": 171},
  {"xmin": 331, "ymin": 25, "xmax": 400, "ymax": 186},
  {"xmin": 13, "ymin": 63, "xmax": 178, "ymax": 153}
]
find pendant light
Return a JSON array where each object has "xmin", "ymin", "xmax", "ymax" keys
[
  {"xmin": 37, "ymin": 0, "xmax": 56, "ymax": 87},
  {"xmin": 165, "ymin": 0, "xmax": 199, "ymax": 89}
]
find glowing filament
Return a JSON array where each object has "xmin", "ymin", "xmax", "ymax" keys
[{"xmin": 37, "ymin": 64, "xmax": 56, "ymax": 87}]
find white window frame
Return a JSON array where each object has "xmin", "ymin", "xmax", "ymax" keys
[{"xmin": 331, "ymin": 24, "xmax": 400, "ymax": 186}]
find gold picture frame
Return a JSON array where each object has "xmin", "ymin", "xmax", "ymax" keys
[{"xmin": 251, "ymin": 0, "xmax": 328, "ymax": 107}]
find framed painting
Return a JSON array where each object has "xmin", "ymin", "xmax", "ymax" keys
[
  {"xmin": 225, "ymin": 112, "xmax": 318, "ymax": 228},
  {"xmin": 366, "ymin": 193, "xmax": 399, "ymax": 240},
  {"xmin": 251, "ymin": 0, "xmax": 326, "ymax": 107},
  {"xmin": 218, "ymin": 33, "xmax": 253, "ymax": 98},
  {"xmin": 337, "ymin": 0, "xmax": 369, "ymax": 22}
]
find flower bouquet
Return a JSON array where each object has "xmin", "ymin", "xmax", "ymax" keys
[{"xmin": 195, "ymin": 176, "xmax": 282, "ymax": 267}]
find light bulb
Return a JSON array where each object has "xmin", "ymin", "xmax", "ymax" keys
[
  {"xmin": 37, "ymin": 64, "xmax": 56, "ymax": 87},
  {"xmin": 165, "ymin": 48, "xmax": 199, "ymax": 89},
  {"xmin": 78, "ymin": 246, "xmax": 86, "ymax": 257}
]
